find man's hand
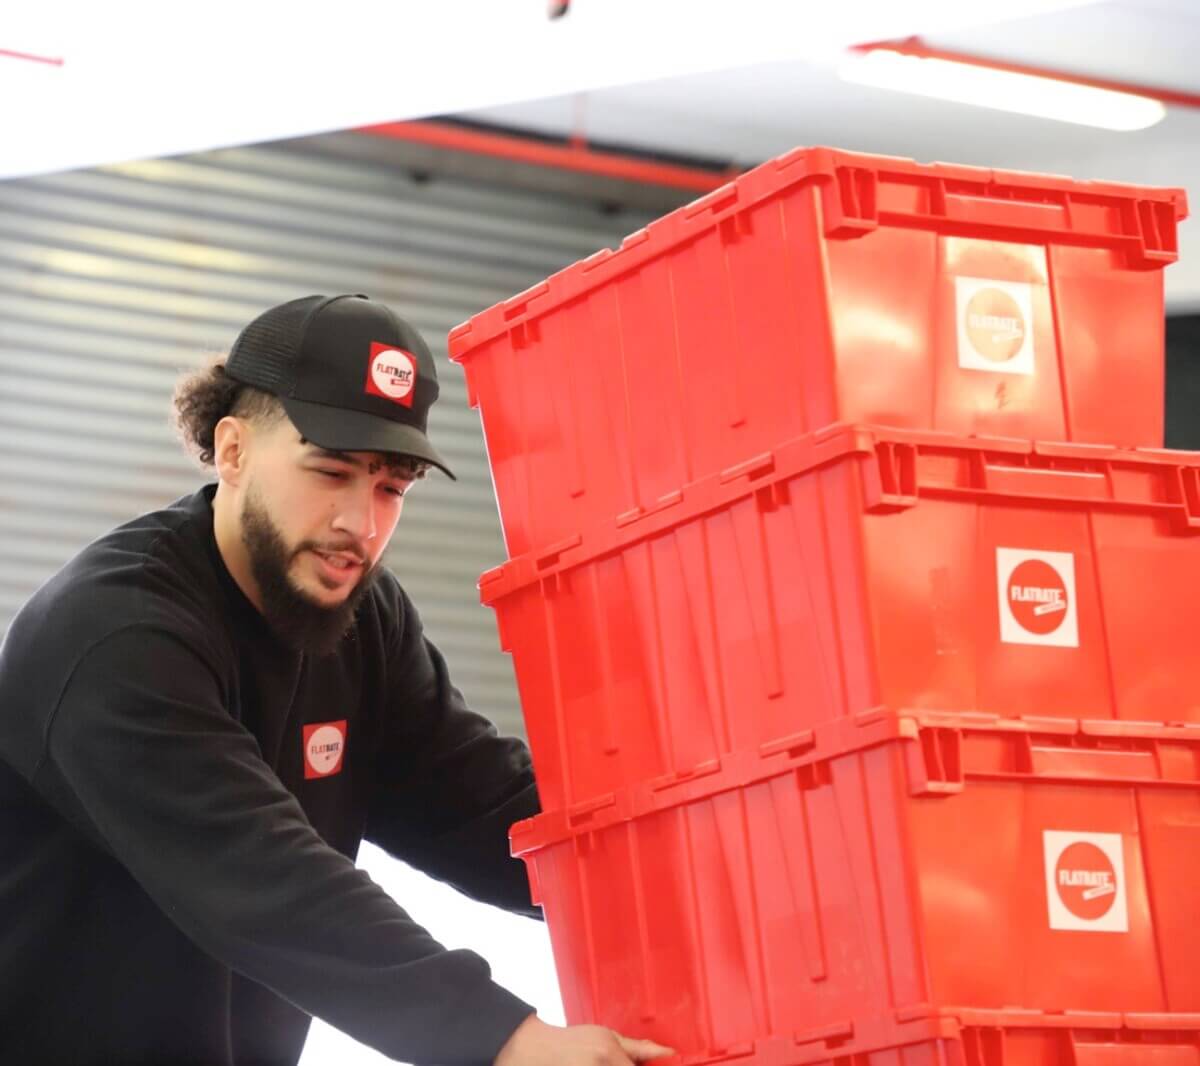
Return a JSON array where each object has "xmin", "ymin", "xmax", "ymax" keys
[{"xmin": 495, "ymin": 1013, "xmax": 676, "ymax": 1066}]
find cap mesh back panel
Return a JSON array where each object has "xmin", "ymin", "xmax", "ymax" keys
[{"xmin": 226, "ymin": 297, "xmax": 320, "ymax": 391}]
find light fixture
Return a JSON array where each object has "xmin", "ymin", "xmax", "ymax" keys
[{"xmin": 840, "ymin": 40, "xmax": 1167, "ymax": 131}]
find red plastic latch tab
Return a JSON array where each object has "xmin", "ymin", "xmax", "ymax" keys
[
  {"xmin": 821, "ymin": 166, "xmax": 879, "ymax": 238},
  {"xmin": 1125, "ymin": 197, "xmax": 1182, "ymax": 269},
  {"xmin": 906, "ymin": 725, "xmax": 965, "ymax": 796},
  {"xmin": 862, "ymin": 441, "xmax": 919, "ymax": 513},
  {"xmin": 1171, "ymin": 466, "xmax": 1200, "ymax": 531}
]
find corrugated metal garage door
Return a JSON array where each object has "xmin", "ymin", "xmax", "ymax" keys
[{"xmin": 0, "ymin": 132, "xmax": 687, "ymax": 737}]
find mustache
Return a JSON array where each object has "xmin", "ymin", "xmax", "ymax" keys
[{"xmin": 296, "ymin": 541, "xmax": 368, "ymax": 565}]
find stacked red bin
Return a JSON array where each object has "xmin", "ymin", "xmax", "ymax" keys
[{"xmin": 449, "ymin": 147, "xmax": 1200, "ymax": 1065}]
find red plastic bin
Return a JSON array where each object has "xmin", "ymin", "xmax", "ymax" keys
[
  {"xmin": 511, "ymin": 709, "xmax": 1200, "ymax": 1066},
  {"xmin": 481, "ymin": 425, "xmax": 1200, "ymax": 815},
  {"xmin": 449, "ymin": 147, "xmax": 1187, "ymax": 559}
]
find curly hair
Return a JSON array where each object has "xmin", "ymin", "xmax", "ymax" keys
[
  {"xmin": 172, "ymin": 359, "xmax": 287, "ymax": 467},
  {"xmin": 171, "ymin": 358, "xmax": 428, "ymax": 479}
]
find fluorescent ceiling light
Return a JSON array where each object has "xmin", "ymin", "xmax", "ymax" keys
[{"xmin": 840, "ymin": 48, "xmax": 1166, "ymax": 131}]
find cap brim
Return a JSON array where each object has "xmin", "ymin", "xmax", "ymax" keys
[{"xmin": 280, "ymin": 397, "xmax": 456, "ymax": 480}]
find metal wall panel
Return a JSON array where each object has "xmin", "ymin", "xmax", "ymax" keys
[{"xmin": 0, "ymin": 135, "xmax": 685, "ymax": 737}]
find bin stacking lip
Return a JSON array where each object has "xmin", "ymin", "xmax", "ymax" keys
[
  {"xmin": 510, "ymin": 707, "xmax": 1200, "ymax": 854},
  {"xmin": 782, "ymin": 1009, "xmax": 1200, "ymax": 1066},
  {"xmin": 481, "ymin": 422, "xmax": 1200, "ymax": 606},
  {"xmin": 449, "ymin": 145, "xmax": 1188, "ymax": 354}
]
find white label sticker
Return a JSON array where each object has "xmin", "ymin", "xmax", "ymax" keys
[
  {"xmin": 997, "ymin": 547, "xmax": 1078, "ymax": 648},
  {"xmin": 1044, "ymin": 830, "xmax": 1128, "ymax": 933},
  {"xmin": 956, "ymin": 277, "xmax": 1036, "ymax": 375}
]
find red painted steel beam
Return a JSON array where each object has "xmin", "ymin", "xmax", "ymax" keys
[
  {"xmin": 0, "ymin": 48, "xmax": 64, "ymax": 67},
  {"xmin": 358, "ymin": 120, "xmax": 731, "ymax": 193},
  {"xmin": 855, "ymin": 36, "xmax": 1200, "ymax": 111}
]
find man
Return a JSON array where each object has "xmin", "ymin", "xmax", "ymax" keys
[{"xmin": 0, "ymin": 295, "xmax": 673, "ymax": 1066}]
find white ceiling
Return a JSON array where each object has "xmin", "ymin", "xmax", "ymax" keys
[
  {"xmin": 0, "ymin": 0, "xmax": 1086, "ymax": 181},
  {"xmin": 461, "ymin": 0, "xmax": 1200, "ymax": 309}
]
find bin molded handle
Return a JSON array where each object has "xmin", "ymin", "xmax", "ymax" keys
[{"xmin": 819, "ymin": 163, "xmax": 1183, "ymax": 269}]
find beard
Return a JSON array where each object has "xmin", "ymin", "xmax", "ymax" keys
[{"xmin": 240, "ymin": 486, "xmax": 381, "ymax": 657}]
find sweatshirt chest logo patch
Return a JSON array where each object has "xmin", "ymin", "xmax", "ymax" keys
[{"xmin": 303, "ymin": 720, "xmax": 347, "ymax": 779}]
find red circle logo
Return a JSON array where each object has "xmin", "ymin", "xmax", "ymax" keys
[
  {"xmin": 371, "ymin": 348, "xmax": 417, "ymax": 401},
  {"xmin": 1008, "ymin": 559, "xmax": 1068, "ymax": 635},
  {"xmin": 1055, "ymin": 841, "xmax": 1117, "ymax": 921},
  {"xmin": 965, "ymin": 287, "xmax": 1026, "ymax": 363}
]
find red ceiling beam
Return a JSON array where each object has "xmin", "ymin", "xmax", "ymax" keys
[
  {"xmin": 855, "ymin": 36, "xmax": 1200, "ymax": 111},
  {"xmin": 358, "ymin": 120, "xmax": 731, "ymax": 193},
  {"xmin": 0, "ymin": 48, "xmax": 64, "ymax": 67}
]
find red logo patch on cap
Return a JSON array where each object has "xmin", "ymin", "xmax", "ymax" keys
[
  {"xmin": 303, "ymin": 720, "xmax": 347, "ymax": 779},
  {"xmin": 365, "ymin": 342, "xmax": 417, "ymax": 408}
]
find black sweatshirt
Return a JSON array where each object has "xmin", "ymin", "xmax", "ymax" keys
[{"xmin": 0, "ymin": 484, "xmax": 542, "ymax": 1065}]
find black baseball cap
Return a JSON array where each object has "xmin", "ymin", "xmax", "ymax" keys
[{"xmin": 224, "ymin": 294, "xmax": 455, "ymax": 479}]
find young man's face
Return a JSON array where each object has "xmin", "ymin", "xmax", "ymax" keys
[{"xmin": 237, "ymin": 419, "xmax": 416, "ymax": 653}]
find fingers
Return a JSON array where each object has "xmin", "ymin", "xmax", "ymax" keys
[{"xmin": 613, "ymin": 1033, "xmax": 677, "ymax": 1062}]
